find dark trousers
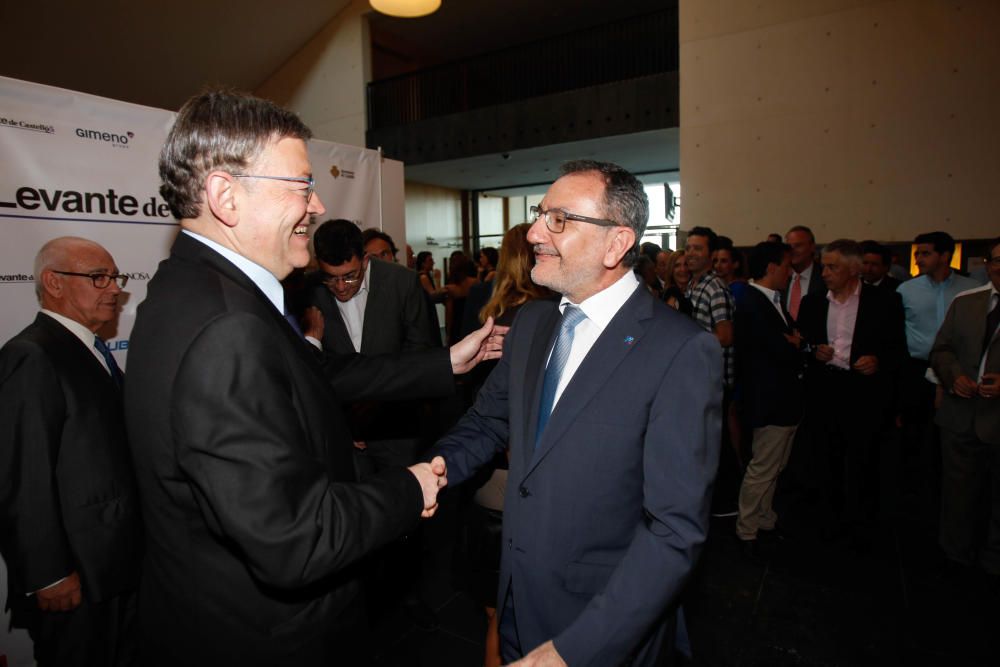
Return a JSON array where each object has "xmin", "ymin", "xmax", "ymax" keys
[
  {"xmin": 18, "ymin": 589, "xmax": 136, "ymax": 667},
  {"xmin": 808, "ymin": 368, "xmax": 881, "ymax": 534},
  {"xmin": 940, "ymin": 426, "xmax": 1000, "ymax": 573},
  {"xmin": 898, "ymin": 357, "xmax": 941, "ymax": 534}
]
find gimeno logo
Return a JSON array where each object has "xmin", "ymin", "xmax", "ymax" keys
[{"xmin": 75, "ymin": 127, "xmax": 134, "ymax": 148}]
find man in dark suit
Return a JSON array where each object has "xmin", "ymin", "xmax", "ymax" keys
[
  {"xmin": 433, "ymin": 160, "xmax": 722, "ymax": 666},
  {"xmin": 930, "ymin": 236, "xmax": 1000, "ymax": 578},
  {"xmin": 783, "ymin": 225, "xmax": 825, "ymax": 322},
  {"xmin": 860, "ymin": 240, "xmax": 901, "ymax": 292},
  {"xmin": 734, "ymin": 242, "xmax": 803, "ymax": 560},
  {"xmin": 0, "ymin": 236, "xmax": 140, "ymax": 666},
  {"xmin": 797, "ymin": 239, "xmax": 906, "ymax": 542},
  {"xmin": 124, "ymin": 89, "xmax": 499, "ymax": 666}
]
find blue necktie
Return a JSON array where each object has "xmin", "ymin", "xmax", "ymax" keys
[
  {"xmin": 284, "ymin": 310, "xmax": 305, "ymax": 338},
  {"xmin": 536, "ymin": 305, "xmax": 587, "ymax": 444},
  {"xmin": 94, "ymin": 336, "xmax": 123, "ymax": 388}
]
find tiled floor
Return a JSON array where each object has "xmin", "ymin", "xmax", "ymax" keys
[{"xmin": 371, "ymin": 497, "xmax": 999, "ymax": 666}]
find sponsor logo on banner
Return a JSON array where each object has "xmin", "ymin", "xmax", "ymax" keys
[
  {"xmin": 75, "ymin": 127, "xmax": 134, "ymax": 149},
  {"xmin": 108, "ymin": 339, "xmax": 129, "ymax": 351},
  {"xmin": 329, "ymin": 165, "xmax": 355, "ymax": 179},
  {"xmin": 0, "ymin": 272, "xmax": 33, "ymax": 284},
  {"xmin": 123, "ymin": 271, "xmax": 151, "ymax": 281},
  {"xmin": 0, "ymin": 115, "xmax": 55, "ymax": 134},
  {"xmin": 0, "ymin": 185, "xmax": 173, "ymax": 219}
]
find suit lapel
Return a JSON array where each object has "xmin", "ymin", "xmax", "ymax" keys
[
  {"xmin": 35, "ymin": 312, "xmax": 117, "ymax": 389},
  {"xmin": 319, "ymin": 290, "xmax": 354, "ymax": 353},
  {"xmin": 172, "ymin": 233, "xmax": 323, "ymax": 376},
  {"xmin": 360, "ymin": 261, "xmax": 384, "ymax": 354},
  {"xmin": 526, "ymin": 287, "xmax": 649, "ymax": 476}
]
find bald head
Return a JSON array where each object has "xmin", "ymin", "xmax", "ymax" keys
[{"xmin": 34, "ymin": 237, "xmax": 123, "ymax": 332}]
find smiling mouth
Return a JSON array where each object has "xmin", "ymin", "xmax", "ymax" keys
[{"xmin": 293, "ymin": 224, "xmax": 309, "ymax": 237}]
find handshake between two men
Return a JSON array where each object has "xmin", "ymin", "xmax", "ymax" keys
[{"xmin": 407, "ymin": 315, "xmax": 505, "ymax": 517}]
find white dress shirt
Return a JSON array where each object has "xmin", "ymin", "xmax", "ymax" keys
[
  {"xmin": 334, "ymin": 260, "xmax": 372, "ymax": 353},
  {"xmin": 549, "ymin": 270, "xmax": 640, "ymax": 408},
  {"xmin": 786, "ymin": 262, "xmax": 816, "ymax": 310}
]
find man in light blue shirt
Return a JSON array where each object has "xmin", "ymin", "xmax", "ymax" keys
[{"xmin": 896, "ymin": 231, "xmax": 978, "ymax": 530}]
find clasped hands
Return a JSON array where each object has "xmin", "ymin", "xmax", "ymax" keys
[
  {"xmin": 408, "ymin": 455, "xmax": 448, "ymax": 518},
  {"xmin": 814, "ymin": 345, "xmax": 878, "ymax": 375},
  {"xmin": 953, "ymin": 373, "xmax": 999, "ymax": 399}
]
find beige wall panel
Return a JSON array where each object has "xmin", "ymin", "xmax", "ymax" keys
[
  {"xmin": 255, "ymin": 0, "xmax": 370, "ymax": 147},
  {"xmin": 681, "ymin": 0, "xmax": 1000, "ymax": 245}
]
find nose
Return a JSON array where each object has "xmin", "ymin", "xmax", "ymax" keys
[
  {"xmin": 309, "ymin": 191, "xmax": 327, "ymax": 217},
  {"xmin": 526, "ymin": 216, "xmax": 548, "ymax": 245}
]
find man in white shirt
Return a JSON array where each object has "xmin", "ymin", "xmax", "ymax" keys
[
  {"xmin": 0, "ymin": 236, "xmax": 140, "ymax": 666},
  {"xmin": 432, "ymin": 160, "xmax": 722, "ymax": 666}
]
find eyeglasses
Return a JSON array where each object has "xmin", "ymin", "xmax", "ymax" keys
[
  {"xmin": 528, "ymin": 205, "xmax": 618, "ymax": 234},
  {"xmin": 51, "ymin": 270, "xmax": 128, "ymax": 289},
  {"xmin": 985, "ymin": 256, "xmax": 1000, "ymax": 267},
  {"xmin": 321, "ymin": 271, "xmax": 363, "ymax": 287},
  {"xmin": 231, "ymin": 173, "xmax": 315, "ymax": 201}
]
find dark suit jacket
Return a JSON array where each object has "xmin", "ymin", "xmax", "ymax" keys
[
  {"xmin": 931, "ymin": 286, "xmax": 1000, "ymax": 444},
  {"xmin": 0, "ymin": 313, "xmax": 141, "ymax": 616},
  {"xmin": 310, "ymin": 258, "xmax": 439, "ymax": 356},
  {"xmin": 781, "ymin": 260, "xmax": 825, "ymax": 320},
  {"xmin": 796, "ymin": 282, "xmax": 906, "ymax": 404},
  {"xmin": 310, "ymin": 258, "xmax": 440, "ymax": 443},
  {"xmin": 124, "ymin": 233, "xmax": 454, "ymax": 666},
  {"xmin": 735, "ymin": 286, "xmax": 804, "ymax": 428},
  {"xmin": 433, "ymin": 285, "xmax": 722, "ymax": 667}
]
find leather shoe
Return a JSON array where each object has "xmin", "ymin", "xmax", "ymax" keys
[
  {"xmin": 740, "ymin": 538, "xmax": 764, "ymax": 565},
  {"xmin": 758, "ymin": 526, "xmax": 787, "ymax": 542}
]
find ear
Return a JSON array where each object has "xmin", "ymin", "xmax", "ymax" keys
[
  {"xmin": 205, "ymin": 171, "xmax": 239, "ymax": 228},
  {"xmin": 39, "ymin": 269, "xmax": 62, "ymax": 301},
  {"xmin": 603, "ymin": 227, "xmax": 637, "ymax": 268}
]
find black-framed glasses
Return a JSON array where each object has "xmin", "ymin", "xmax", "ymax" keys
[
  {"xmin": 985, "ymin": 256, "xmax": 1000, "ymax": 267},
  {"xmin": 321, "ymin": 271, "xmax": 363, "ymax": 287},
  {"xmin": 528, "ymin": 205, "xmax": 618, "ymax": 234},
  {"xmin": 51, "ymin": 271, "xmax": 128, "ymax": 289},
  {"xmin": 232, "ymin": 174, "xmax": 315, "ymax": 201}
]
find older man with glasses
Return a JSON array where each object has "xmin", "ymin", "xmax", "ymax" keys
[
  {"xmin": 0, "ymin": 236, "xmax": 141, "ymax": 666},
  {"xmin": 432, "ymin": 160, "xmax": 721, "ymax": 666}
]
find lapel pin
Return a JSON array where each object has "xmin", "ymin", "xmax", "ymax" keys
[{"xmin": 624, "ymin": 335, "xmax": 635, "ymax": 345}]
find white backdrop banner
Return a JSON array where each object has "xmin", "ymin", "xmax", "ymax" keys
[{"xmin": 0, "ymin": 75, "xmax": 402, "ymax": 665}]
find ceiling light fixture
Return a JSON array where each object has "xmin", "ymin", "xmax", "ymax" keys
[{"xmin": 370, "ymin": 0, "xmax": 441, "ymax": 18}]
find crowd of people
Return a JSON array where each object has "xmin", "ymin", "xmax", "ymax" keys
[
  {"xmin": 0, "ymin": 86, "xmax": 996, "ymax": 667},
  {"xmin": 635, "ymin": 227, "xmax": 1000, "ymax": 582}
]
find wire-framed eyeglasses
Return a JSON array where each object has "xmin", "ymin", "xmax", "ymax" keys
[
  {"xmin": 231, "ymin": 174, "xmax": 315, "ymax": 201},
  {"xmin": 321, "ymin": 271, "xmax": 363, "ymax": 287},
  {"xmin": 528, "ymin": 205, "xmax": 618, "ymax": 234},
  {"xmin": 51, "ymin": 271, "xmax": 129, "ymax": 289}
]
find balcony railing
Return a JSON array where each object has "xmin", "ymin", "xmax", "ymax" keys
[{"xmin": 367, "ymin": 9, "xmax": 677, "ymax": 130}]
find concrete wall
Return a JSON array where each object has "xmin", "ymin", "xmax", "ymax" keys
[
  {"xmin": 680, "ymin": 0, "xmax": 1000, "ymax": 245},
  {"xmin": 256, "ymin": 0, "xmax": 370, "ymax": 148}
]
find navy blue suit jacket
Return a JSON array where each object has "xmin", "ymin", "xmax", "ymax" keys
[
  {"xmin": 735, "ymin": 285, "xmax": 804, "ymax": 428},
  {"xmin": 434, "ymin": 284, "xmax": 722, "ymax": 666}
]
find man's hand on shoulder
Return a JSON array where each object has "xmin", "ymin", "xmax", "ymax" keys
[
  {"xmin": 449, "ymin": 317, "xmax": 509, "ymax": 374},
  {"xmin": 36, "ymin": 571, "xmax": 81, "ymax": 612},
  {"xmin": 505, "ymin": 640, "xmax": 566, "ymax": 667},
  {"xmin": 407, "ymin": 455, "xmax": 448, "ymax": 518}
]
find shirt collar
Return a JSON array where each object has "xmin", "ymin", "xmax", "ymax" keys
[
  {"xmin": 559, "ymin": 270, "xmax": 639, "ymax": 331},
  {"xmin": 40, "ymin": 309, "xmax": 98, "ymax": 349},
  {"xmin": 749, "ymin": 279, "xmax": 780, "ymax": 302},
  {"xmin": 827, "ymin": 279, "xmax": 861, "ymax": 304},
  {"xmin": 183, "ymin": 229, "xmax": 285, "ymax": 313}
]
